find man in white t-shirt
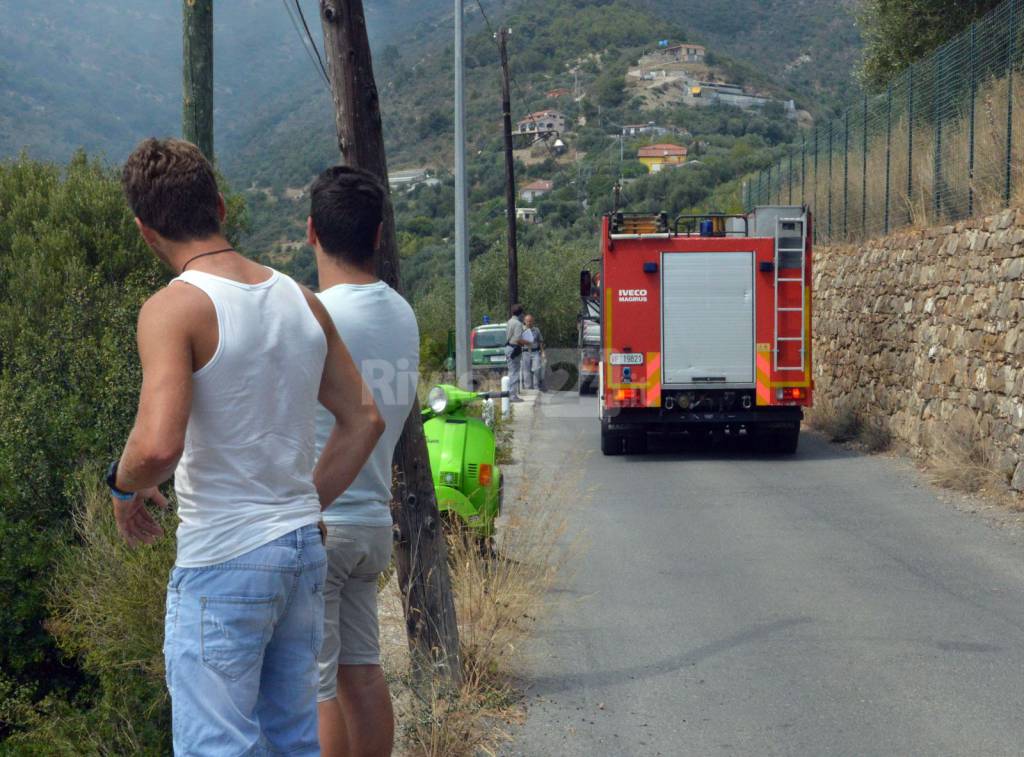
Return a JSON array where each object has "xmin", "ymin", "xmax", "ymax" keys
[{"xmin": 308, "ymin": 166, "xmax": 419, "ymax": 757}]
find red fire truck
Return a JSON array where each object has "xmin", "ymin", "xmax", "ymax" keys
[{"xmin": 580, "ymin": 206, "xmax": 813, "ymax": 455}]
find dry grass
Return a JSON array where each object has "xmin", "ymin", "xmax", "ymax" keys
[
  {"xmin": 859, "ymin": 418, "xmax": 894, "ymax": 454},
  {"xmin": 383, "ymin": 464, "xmax": 577, "ymax": 756},
  {"xmin": 926, "ymin": 424, "xmax": 1007, "ymax": 494},
  {"xmin": 806, "ymin": 396, "xmax": 863, "ymax": 443},
  {"xmin": 788, "ymin": 72, "xmax": 1024, "ymax": 242},
  {"xmin": 810, "ymin": 395, "xmax": 1015, "ymax": 499},
  {"xmin": 806, "ymin": 396, "xmax": 891, "ymax": 452},
  {"xmin": 2, "ymin": 479, "xmax": 178, "ymax": 754}
]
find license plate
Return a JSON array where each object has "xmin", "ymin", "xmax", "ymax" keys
[
  {"xmin": 490, "ymin": 355, "xmax": 505, "ymax": 363},
  {"xmin": 610, "ymin": 352, "xmax": 643, "ymax": 365}
]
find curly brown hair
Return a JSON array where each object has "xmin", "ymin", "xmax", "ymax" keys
[{"xmin": 121, "ymin": 138, "xmax": 221, "ymax": 241}]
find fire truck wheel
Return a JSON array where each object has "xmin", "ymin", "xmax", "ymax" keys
[
  {"xmin": 778, "ymin": 426, "xmax": 800, "ymax": 455},
  {"xmin": 600, "ymin": 422, "xmax": 624, "ymax": 455},
  {"xmin": 761, "ymin": 426, "xmax": 800, "ymax": 455}
]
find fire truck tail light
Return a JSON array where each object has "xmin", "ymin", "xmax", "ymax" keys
[
  {"xmin": 777, "ymin": 387, "xmax": 806, "ymax": 401},
  {"xmin": 614, "ymin": 388, "xmax": 641, "ymax": 404}
]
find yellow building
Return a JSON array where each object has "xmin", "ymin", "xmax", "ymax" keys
[{"xmin": 637, "ymin": 143, "xmax": 688, "ymax": 173}]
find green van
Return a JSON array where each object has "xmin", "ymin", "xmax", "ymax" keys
[{"xmin": 471, "ymin": 322, "xmax": 508, "ymax": 372}]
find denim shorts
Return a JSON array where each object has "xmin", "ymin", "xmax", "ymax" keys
[{"xmin": 164, "ymin": 524, "xmax": 327, "ymax": 756}]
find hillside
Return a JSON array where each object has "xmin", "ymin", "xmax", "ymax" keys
[
  {"xmin": 0, "ymin": 0, "xmax": 451, "ymax": 164},
  {"xmin": 222, "ymin": 0, "xmax": 815, "ymax": 363},
  {"xmin": 0, "ymin": 0, "xmax": 862, "ymax": 349},
  {"xmin": 647, "ymin": 0, "xmax": 863, "ymax": 112}
]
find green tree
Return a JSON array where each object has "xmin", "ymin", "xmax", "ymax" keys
[{"xmin": 858, "ymin": 0, "xmax": 1002, "ymax": 88}]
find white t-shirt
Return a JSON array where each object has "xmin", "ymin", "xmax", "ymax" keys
[{"xmin": 315, "ymin": 281, "xmax": 419, "ymax": 526}]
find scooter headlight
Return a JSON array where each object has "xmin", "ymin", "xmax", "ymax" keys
[{"xmin": 427, "ymin": 386, "xmax": 449, "ymax": 414}]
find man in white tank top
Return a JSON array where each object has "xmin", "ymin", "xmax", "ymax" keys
[
  {"xmin": 108, "ymin": 138, "xmax": 384, "ymax": 755},
  {"xmin": 308, "ymin": 167, "xmax": 418, "ymax": 757}
]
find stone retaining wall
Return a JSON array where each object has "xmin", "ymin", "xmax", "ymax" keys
[{"xmin": 813, "ymin": 207, "xmax": 1024, "ymax": 488}]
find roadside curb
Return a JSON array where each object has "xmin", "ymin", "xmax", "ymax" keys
[{"xmin": 495, "ymin": 389, "xmax": 542, "ymax": 535}]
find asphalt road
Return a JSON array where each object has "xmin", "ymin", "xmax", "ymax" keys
[{"xmin": 503, "ymin": 393, "xmax": 1024, "ymax": 757}]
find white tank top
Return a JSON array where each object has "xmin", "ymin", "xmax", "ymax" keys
[{"xmin": 171, "ymin": 268, "xmax": 327, "ymax": 568}]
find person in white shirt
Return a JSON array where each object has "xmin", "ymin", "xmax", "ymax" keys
[
  {"xmin": 522, "ymin": 313, "xmax": 545, "ymax": 390},
  {"xmin": 308, "ymin": 166, "xmax": 419, "ymax": 757},
  {"xmin": 110, "ymin": 139, "xmax": 382, "ymax": 755}
]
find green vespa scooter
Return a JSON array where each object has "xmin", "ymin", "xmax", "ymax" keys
[{"xmin": 422, "ymin": 384, "xmax": 507, "ymax": 538}]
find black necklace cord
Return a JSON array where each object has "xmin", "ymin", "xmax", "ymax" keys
[{"xmin": 181, "ymin": 247, "xmax": 236, "ymax": 272}]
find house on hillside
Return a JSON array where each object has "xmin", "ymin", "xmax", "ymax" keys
[
  {"xmin": 622, "ymin": 122, "xmax": 671, "ymax": 138},
  {"xmin": 514, "ymin": 110, "xmax": 566, "ymax": 136},
  {"xmin": 546, "ymin": 87, "xmax": 572, "ymax": 99},
  {"xmin": 516, "ymin": 207, "xmax": 539, "ymax": 224},
  {"xmin": 520, "ymin": 179, "xmax": 553, "ymax": 203},
  {"xmin": 688, "ymin": 82, "xmax": 792, "ymax": 113},
  {"xmin": 388, "ymin": 168, "xmax": 440, "ymax": 192},
  {"xmin": 653, "ymin": 43, "xmax": 706, "ymax": 65},
  {"xmin": 637, "ymin": 143, "xmax": 688, "ymax": 173}
]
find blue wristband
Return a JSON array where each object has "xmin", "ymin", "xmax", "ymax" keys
[{"xmin": 105, "ymin": 459, "xmax": 135, "ymax": 500}]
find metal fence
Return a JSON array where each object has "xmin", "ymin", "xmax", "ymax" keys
[{"xmin": 744, "ymin": 0, "xmax": 1024, "ymax": 244}]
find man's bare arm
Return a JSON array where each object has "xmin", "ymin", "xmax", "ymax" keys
[
  {"xmin": 301, "ymin": 287, "xmax": 385, "ymax": 508},
  {"xmin": 117, "ymin": 289, "xmax": 194, "ymax": 490},
  {"xmin": 112, "ymin": 288, "xmax": 195, "ymax": 545}
]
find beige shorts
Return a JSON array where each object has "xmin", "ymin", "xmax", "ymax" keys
[{"xmin": 316, "ymin": 523, "xmax": 393, "ymax": 702}]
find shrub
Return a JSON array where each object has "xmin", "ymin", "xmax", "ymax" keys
[
  {"xmin": 928, "ymin": 425, "xmax": 1004, "ymax": 494},
  {"xmin": 0, "ymin": 152, "xmax": 246, "ymax": 737},
  {"xmin": 0, "ymin": 154, "xmax": 164, "ymax": 704},
  {"xmin": 5, "ymin": 480, "xmax": 175, "ymax": 754},
  {"xmin": 807, "ymin": 397, "xmax": 863, "ymax": 443}
]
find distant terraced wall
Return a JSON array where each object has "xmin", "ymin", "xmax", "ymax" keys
[{"xmin": 813, "ymin": 207, "xmax": 1024, "ymax": 488}]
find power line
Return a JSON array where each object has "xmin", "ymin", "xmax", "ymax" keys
[
  {"xmin": 281, "ymin": 0, "xmax": 330, "ymax": 88},
  {"xmin": 294, "ymin": 0, "xmax": 331, "ymax": 83},
  {"xmin": 474, "ymin": 0, "xmax": 558, "ymax": 158},
  {"xmin": 474, "ymin": 0, "xmax": 497, "ymax": 39}
]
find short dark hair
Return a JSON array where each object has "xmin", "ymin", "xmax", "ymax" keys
[
  {"xmin": 121, "ymin": 138, "xmax": 221, "ymax": 241},
  {"xmin": 309, "ymin": 166, "xmax": 386, "ymax": 264},
  {"xmin": 511, "ymin": 303, "xmax": 524, "ymax": 316}
]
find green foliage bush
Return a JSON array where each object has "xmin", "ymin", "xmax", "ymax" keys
[
  {"xmin": 4, "ymin": 481, "xmax": 175, "ymax": 755},
  {"xmin": 0, "ymin": 154, "xmax": 164, "ymax": 703},
  {"xmin": 0, "ymin": 152, "xmax": 245, "ymax": 746}
]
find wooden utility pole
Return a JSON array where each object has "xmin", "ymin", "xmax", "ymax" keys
[
  {"xmin": 182, "ymin": 0, "xmax": 214, "ymax": 160},
  {"xmin": 498, "ymin": 28, "xmax": 519, "ymax": 308},
  {"xmin": 319, "ymin": 0, "xmax": 462, "ymax": 685}
]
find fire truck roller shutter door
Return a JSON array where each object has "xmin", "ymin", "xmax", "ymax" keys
[{"xmin": 661, "ymin": 251, "xmax": 755, "ymax": 387}]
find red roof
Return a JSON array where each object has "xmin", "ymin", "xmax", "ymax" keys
[{"xmin": 637, "ymin": 143, "xmax": 688, "ymax": 158}]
